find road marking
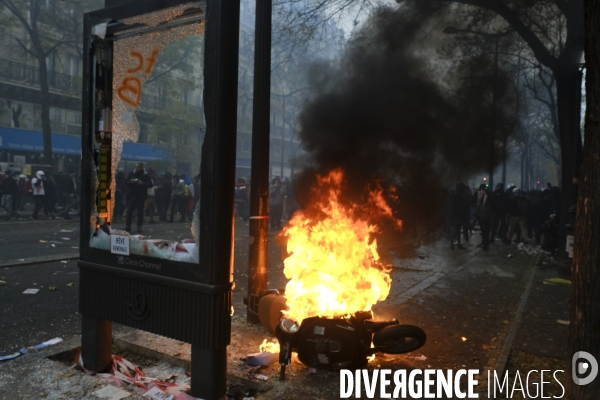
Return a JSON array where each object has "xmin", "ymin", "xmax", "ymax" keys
[{"xmin": 0, "ymin": 253, "xmax": 79, "ymax": 268}]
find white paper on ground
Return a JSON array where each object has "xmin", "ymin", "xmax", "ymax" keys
[
  {"xmin": 142, "ymin": 387, "xmax": 173, "ymax": 400},
  {"xmin": 92, "ymin": 385, "xmax": 131, "ymax": 400},
  {"xmin": 23, "ymin": 289, "xmax": 39, "ymax": 294}
]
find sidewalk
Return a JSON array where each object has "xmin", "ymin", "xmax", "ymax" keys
[{"xmin": 0, "ymin": 236, "xmax": 571, "ymax": 399}]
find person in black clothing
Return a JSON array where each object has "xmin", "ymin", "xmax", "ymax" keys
[
  {"xmin": 59, "ymin": 170, "xmax": 78, "ymax": 219},
  {"xmin": 235, "ymin": 177, "xmax": 249, "ymax": 221},
  {"xmin": 489, "ymin": 183, "xmax": 507, "ymax": 243},
  {"xmin": 155, "ymin": 171, "xmax": 172, "ymax": 222},
  {"xmin": 475, "ymin": 184, "xmax": 493, "ymax": 250},
  {"xmin": 1, "ymin": 172, "xmax": 18, "ymax": 220},
  {"xmin": 43, "ymin": 172, "xmax": 57, "ymax": 219},
  {"xmin": 124, "ymin": 163, "xmax": 153, "ymax": 233},
  {"xmin": 170, "ymin": 175, "xmax": 187, "ymax": 222},
  {"xmin": 505, "ymin": 189, "xmax": 531, "ymax": 244},
  {"xmin": 114, "ymin": 169, "xmax": 127, "ymax": 222},
  {"xmin": 532, "ymin": 190, "xmax": 552, "ymax": 245},
  {"xmin": 449, "ymin": 184, "xmax": 466, "ymax": 250}
]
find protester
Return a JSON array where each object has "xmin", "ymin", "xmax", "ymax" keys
[
  {"xmin": 489, "ymin": 183, "xmax": 507, "ymax": 243},
  {"xmin": 31, "ymin": 171, "xmax": 49, "ymax": 220},
  {"xmin": 235, "ymin": 177, "xmax": 249, "ymax": 221},
  {"xmin": 124, "ymin": 163, "xmax": 153, "ymax": 233},
  {"xmin": 114, "ymin": 168, "xmax": 127, "ymax": 222},
  {"xmin": 156, "ymin": 172, "xmax": 172, "ymax": 222},
  {"xmin": 1, "ymin": 171, "xmax": 18, "ymax": 220},
  {"xmin": 449, "ymin": 184, "xmax": 466, "ymax": 250},
  {"xmin": 269, "ymin": 177, "xmax": 284, "ymax": 229},
  {"xmin": 505, "ymin": 189, "xmax": 531, "ymax": 244},
  {"xmin": 170, "ymin": 175, "xmax": 187, "ymax": 222},
  {"xmin": 475, "ymin": 184, "xmax": 492, "ymax": 250},
  {"xmin": 43, "ymin": 172, "xmax": 58, "ymax": 219},
  {"xmin": 17, "ymin": 174, "xmax": 29, "ymax": 211},
  {"xmin": 59, "ymin": 170, "xmax": 78, "ymax": 219},
  {"xmin": 144, "ymin": 170, "xmax": 157, "ymax": 224}
]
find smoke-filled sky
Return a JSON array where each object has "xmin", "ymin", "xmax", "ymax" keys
[{"xmin": 296, "ymin": 5, "xmax": 496, "ymax": 193}]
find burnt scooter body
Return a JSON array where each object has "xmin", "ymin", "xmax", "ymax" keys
[{"xmin": 276, "ymin": 311, "xmax": 426, "ymax": 380}]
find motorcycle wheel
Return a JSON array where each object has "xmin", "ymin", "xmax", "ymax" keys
[{"xmin": 372, "ymin": 325, "xmax": 426, "ymax": 354}]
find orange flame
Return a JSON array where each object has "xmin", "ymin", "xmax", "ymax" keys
[{"xmin": 279, "ymin": 169, "xmax": 400, "ymax": 324}]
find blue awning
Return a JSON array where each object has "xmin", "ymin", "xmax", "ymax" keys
[{"xmin": 0, "ymin": 127, "xmax": 171, "ymax": 162}]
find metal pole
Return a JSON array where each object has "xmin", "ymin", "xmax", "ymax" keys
[
  {"xmin": 489, "ymin": 36, "xmax": 499, "ymax": 189},
  {"xmin": 247, "ymin": 0, "xmax": 272, "ymax": 323},
  {"xmin": 196, "ymin": 0, "xmax": 240, "ymax": 397},
  {"xmin": 280, "ymin": 96, "xmax": 286, "ymax": 179}
]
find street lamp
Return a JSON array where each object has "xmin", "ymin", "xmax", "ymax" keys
[{"xmin": 443, "ymin": 26, "xmax": 510, "ymax": 190}]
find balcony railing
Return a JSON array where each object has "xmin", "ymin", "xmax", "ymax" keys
[
  {"xmin": 0, "ymin": 58, "xmax": 81, "ymax": 94},
  {"xmin": 140, "ymin": 92, "xmax": 202, "ymax": 114}
]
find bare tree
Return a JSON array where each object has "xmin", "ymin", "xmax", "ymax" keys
[
  {"xmin": 0, "ymin": 0, "xmax": 101, "ymax": 164},
  {"xmin": 568, "ymin": 0, "xmax": 600, "ymax": 398}
]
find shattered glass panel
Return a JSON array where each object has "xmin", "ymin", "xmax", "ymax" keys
[{"xmin": 90, "ymin": 3, "xmax": 205, "ymax": 265}]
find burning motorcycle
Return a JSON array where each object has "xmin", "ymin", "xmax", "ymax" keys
[{"xmin": 275, "ymin": 311, "xmax": 426, "ymax": 380}]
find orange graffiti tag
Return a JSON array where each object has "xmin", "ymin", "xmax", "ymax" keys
[
  {"xmin": 145, "ymin": 50, "xmax": 159, "ymax": 75},
  {"xmin": 118, "ymin": 49, "xmax": 160, "ymax": 108},
  {"xmin": 117, "ymin": 77, "xmax": 142, "ymax": 108},
  {"xmin": 127, "ymin": 51, "xmax": 144, "ymax": 73}
]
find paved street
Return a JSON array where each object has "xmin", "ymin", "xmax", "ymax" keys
[
  {"xmin": 0, "ymin": 224, "xmax": 571, "ymax": 399},
  {"xmin": 0, "ymin": 217, "xmax": 272, "ymax": 356}
]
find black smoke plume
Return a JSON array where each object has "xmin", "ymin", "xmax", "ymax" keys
[{"xmin": 293, "ymin": 5, "xmax": 496, "ymax": 236}]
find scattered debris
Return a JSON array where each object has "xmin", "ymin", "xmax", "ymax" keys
[
  {"xmin": 227, "ymin": 383, "xmax": 252, "ymax": 399},
  {"xmin": 0, "ymin": 338, "xmax": 63, "ymax": 361},
  {"xmin": 544, "ymin": 278, "xmax": 571, "ymax": 285},
  {"xmin": 557, "ymin": 320, "xmax": 570, "ymax": 325},
  {"xmin": 59, "ymin": 230, "xmax": 74, "ymax": 233},
  {"xmin": 414, "ymin": 355, "xmax": 427, "ymax": 361},
  {"xmin": 48, "ymin": 286, "xmax": 59, "ymax": 291},
  {"xmin": 39, "ymin": 240, "xmax": 47, "ymax": 243},
  {"xmin": 61, "ymin": 261, "xmax": 68, "ymax": 263},
  {"xmin": 61, "ymin": 237, "xmax": 71, "ymax": 241},
  {"xmin": 92, "ymin": 385, "xmax": 131, "ymax": 400},
  {"xmin": 0, "ymin": 352, "xmax": 21, "ymax": 361},
  {"xmin": 0, "ymin": 280, "xmax": 6, "ymax": 285},
  {"xmin": 461, "ymin": 337, "xmax": 468, "ymax": 342},
  {"xmin": 67, "ymin": 282, "xmax": 77, "ymax": 287},
  {"xmin": 23, "ymin": 289, "xmax": 39, "ymax": 294},
  {"xmin": 244, "ymin": 352, "xmax": 278, "ymax": 367},
  {"xmin": 255, "ymin": 374, "xmax": 269, "ymax": 381},
  {"xmin": 79, "ymin": 355, "xmax": 190, "ymax": 397},
  {"xmin": 31, "ymin": 337, "xmax": 63, "ymax": 350},
  {"xmin": 142, "ymin": 387, "xmax": 171, "ymax": 400}
]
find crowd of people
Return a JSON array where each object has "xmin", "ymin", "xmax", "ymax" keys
[
  {"xmin": 113, "ymin": 163, "xmax": 201, "ymax": 233},
  {"xmin": 1, "ymin": 164, "xmax": 564, "ymax": 257},
  {"xmin": 448, "ymin": 182, "xmax": 561, "ymax": 254},
  {"xmin": 234, "ymin": 175, "xmax": 297, "ymax": 230},
  {"xmin": 0, "ymin": 167, "xmax": 80, "ymax": 221}
]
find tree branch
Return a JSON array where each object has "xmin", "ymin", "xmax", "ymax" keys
[
  {"xmin": 0, "ymin": 0, "xmax": 33, "ymax": 36},
  {"xmin": 440, "ymin": 0, "xmax": 558, "ymax": 71}
]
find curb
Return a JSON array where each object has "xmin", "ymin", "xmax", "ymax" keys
[
  {"xmin": 0, "ymin": 253, "xmax": 79, "ymax": 268},
  {"xmin": 0, "ymin": 217, "xmax": 80, "ymax": 225},
  {"xmin": 483, "ymin": 250, "xmax": 542, "ymax": 382}
]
